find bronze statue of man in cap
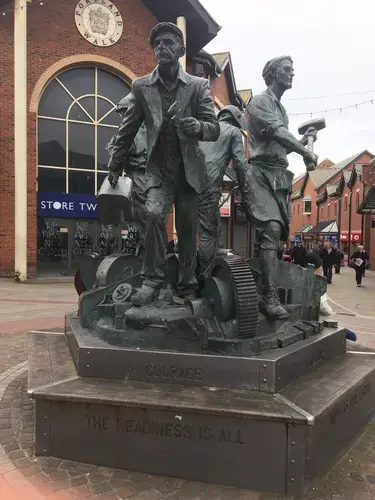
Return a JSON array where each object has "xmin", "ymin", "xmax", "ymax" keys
[
  {"xmin": 107, "ymin": 94, "xmax": 148, "ymax": 254},
  {"xmin": 244, "ymin": 56, "xmax": 317, "ymax": 319},
  {"xmin": 198, "ymin": 105, "xmax": 248, "ymax": 274},
  {"xmin": 107, "ymin": 22, "xmax": 219, "ymax": 306}
]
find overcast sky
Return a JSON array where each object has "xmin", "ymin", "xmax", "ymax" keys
[{"xmin": 200, "ymin": 0, "xmax": 375, "ymax": 175}]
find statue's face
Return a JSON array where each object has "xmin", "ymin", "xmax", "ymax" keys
[
  {"xmin": 153, "ymin": 33, "xmax": 184, "ymax": 67},
  {"xmin": 275, "ymin": 59, "xmax": 294, "ymax": 90}
]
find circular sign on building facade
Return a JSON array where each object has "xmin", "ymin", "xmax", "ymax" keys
[{"xmin": 75, "ymin": 1, "xmax": 123, "ymax": 47}]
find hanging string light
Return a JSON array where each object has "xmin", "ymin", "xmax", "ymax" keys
[
  {"xmin": 285, "ymin": 89, "xmax": 375, "ymax": 101},
  {"xmin": 289, "ymin": 98, "xmax": 375, "ymax": 117},
  {"xmin": 0, "ymin": 0, "xmax": 55, "ymax": 17}
]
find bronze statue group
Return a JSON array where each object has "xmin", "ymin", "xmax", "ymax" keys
[{"xmin": 106, "ymin": 22, "xmax": 319, "ymax": 320}]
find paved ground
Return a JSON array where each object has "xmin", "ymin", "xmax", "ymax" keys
[
  {"xmin": 326, "ymin": 266, "xmax": 375, "ymax": 349},
  {"xmin": 0, "ymin": 280, "xmax": 76, "ymax": 334},
  {"xmin": 0, "ymin": 270, "xmax": 374, "ymax": 499}
]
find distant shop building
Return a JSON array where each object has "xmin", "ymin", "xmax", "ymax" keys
[{"xmin": 289, "ymin": 151, "xmax": 374, "ymax": 257}]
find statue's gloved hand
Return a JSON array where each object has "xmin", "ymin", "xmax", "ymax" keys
[
  {"xmin": 303, "ymin": 151, "xmax": 318, "ymax": 171},
  {"xmin": 301, "ymin": 126, "xmax": 317, "ymax": 146},
  {"xmin": 108, "ymin": 169, "xmax": 120, "ymax": 188},
  {"xmin": 178, "ymin": 117, "xmax": 202, "ymax": 137}
]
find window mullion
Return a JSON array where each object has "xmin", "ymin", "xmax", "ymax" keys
[
  {"xmin": 66, "ymin": 119, "xmax": 69, "ymax": 194},
  {"xmin": 95, "ymin": 68, "xmax": 98, "ymax": 194}
]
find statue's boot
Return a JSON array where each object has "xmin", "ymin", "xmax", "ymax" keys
[
  {"xmin": 260, "ymin": 286, "xmax": 288, "ymax": 319},
  {"xmin": 131, "ymin": 284, "xmax": 159, "ymax": 306},
  {"xmin": 179, "ymin": 290, "xmax": 197, "ymax": 302},
  {"xmin": 259, "ymin": 248, "xmax": 288, "ymax": 320}
]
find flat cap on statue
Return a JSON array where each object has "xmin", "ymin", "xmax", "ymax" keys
[
  {"xmin": 148, "ymin": 22, "xmax": 184, "ymax": 45},
  {"xmin": 218, "ymin": 105, "xmax": 244, "ymax": 129}
]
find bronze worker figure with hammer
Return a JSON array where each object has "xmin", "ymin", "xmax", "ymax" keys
[{"xmin": 244, "ymin": 56, "xmax": 321, "ymax": 319}]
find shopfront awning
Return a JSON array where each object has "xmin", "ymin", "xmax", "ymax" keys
[
  {"xmin": 295, "ymin": 223, "xmax": 313, "ymax": 233},
  {"xmin": 309, "ymin": 220, "xmax": 338, "ymax": 234},
  {"xmin": 358, "ymin": 186, "xmax": 375, "ymax": 214},
  {"xmin": 291, "ymin": 189, "xmax": 302, "ymax": 200}
]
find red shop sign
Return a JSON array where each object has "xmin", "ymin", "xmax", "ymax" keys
[{"xmin": 351, "ymin": 233, "xmax": 361, "ymax": 242}]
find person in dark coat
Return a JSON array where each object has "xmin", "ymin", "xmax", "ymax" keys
[
  {"xmin": 333, "ymin": 245, "xmax": 344, "ymax": 274},
  {"xmin": 277, "ymin": 243, "xmax": 291, "ymax": 262},
  {"xmin": 291, "ymin": 242, "xmax": 307, "ymax": 267},
  {"xmin": 107, "ymin": 22, "xmax": 219, "ymax": 305},
  {"xmin": 320, "ymin": 241, "xmax": 336, "ymax": 284},
  {"xmin": 197, "ymin": 105, "xmax": 248, "ymax": 273},
  {"xmin": 350, "ymin": 245, "xmax": 369, "ymax": 286}
]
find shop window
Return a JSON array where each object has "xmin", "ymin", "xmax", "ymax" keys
[
  {"xmin": 38, "ymin": 79, "xmax": 73, "ymax": 119},
  {"xmin": 303, "ymin": 200, "xmax": 312, "ymax": 214},
  {"xmin": 59, "ymin": 67, "xmax": 96, "ymax": 99},
  {"xmin": 38, "ymin": 167, "xmax": 66, "ymax": 193},
  {"xmin": 38, "ymin": 119, "xmax": 66, "ymax": 167},
  {"xmin": 37, "ymin": 67, "xmax": 130, "ymax": 195},
  {"xmin": 68, "ymin": 123, "xmax": 95, "ymax": 170},
  {"xmin": 68, "ymin": 170, "xmax": 95, "ymax": 195}
]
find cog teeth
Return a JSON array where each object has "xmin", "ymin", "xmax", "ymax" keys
[{"xmin": 210, "ymin": 255, "xmax": 259, "ymax": 338}]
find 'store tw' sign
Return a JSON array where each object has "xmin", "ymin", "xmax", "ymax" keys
[{"xmin": 37, "ymin": 192, "xmax": 98, "ymax": 219}]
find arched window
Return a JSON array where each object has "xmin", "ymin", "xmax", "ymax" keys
[{"xmin": 37, "ymin": 67, "xmax": 130, "ymax": 195}]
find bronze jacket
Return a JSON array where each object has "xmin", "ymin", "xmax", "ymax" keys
[{"xmin": 108, "ymin": 66, "xmax": 219, "ymax": 194}]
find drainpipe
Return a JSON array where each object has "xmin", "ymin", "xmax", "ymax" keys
[
  {"xmin": 14, "ymin": 0, "xmax": 28, "ymax": 282},
  {"xmin": 348, "ymin": 190, "xmax": 353, "ymax": 255},
  {"xmin": 317, "ymin": 203, "xmax": 320, "ymax": 224},
  {"xmin": 337, "ymin": 198, "xmax": 342, "ymax": 250},
  {"xmin": 361, "ymin": 182, "xmax": 366, "ymax": 244}
]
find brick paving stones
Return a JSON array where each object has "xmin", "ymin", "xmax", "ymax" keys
[{"xmin": 0, "ymin": 278, "xmax": 373, "ymax": 497}]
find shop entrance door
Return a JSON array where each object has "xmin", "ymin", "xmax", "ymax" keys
[
  {"xmin": 37, "ymin": 217, "xmax": 125, "ymax": 276},
  {"xmin": 70, "ymin": 220, "xmax": 96, "ymax": 272},
  {"xmin": 37, "ymin": 218, "xmax": 70, "ymax": 276}
]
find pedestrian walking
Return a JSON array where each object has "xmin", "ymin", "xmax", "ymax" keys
[
  {"xmin": 350, "ymin": 245, "xmax": 369, "ymax": 286},
  {"xmin": 333, "ymin": 245, "xmax": 344, "ymax": 274},
  {"xmin": 291, "ymin": 242, "xmax": 307, "ymax": 267},
  {"xmin": 362, "ymin": 247, "xmax": 370, "ymax": 277},
  {"xmin": 320, "ymin": 241, "xmax": 336, "ymax": 284},
  {"xmin": 278, "ymin": 243, "xmax": 291, "ymax": 262}
]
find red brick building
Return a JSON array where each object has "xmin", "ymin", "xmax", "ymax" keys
[
  {"xmin": 0, "ymin": 0, "xmax": 223, "ymax": 277},
  {"xmin": 290, "ymin": 151, "xmax": 374, "ymax": 259},
  {"xmin": 358, "ymin": 160, "xmax": 375, "ymax": 268},
  {"xmin": 290, "ymin": 163, "xmax": 336, "ymax": 244}
]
